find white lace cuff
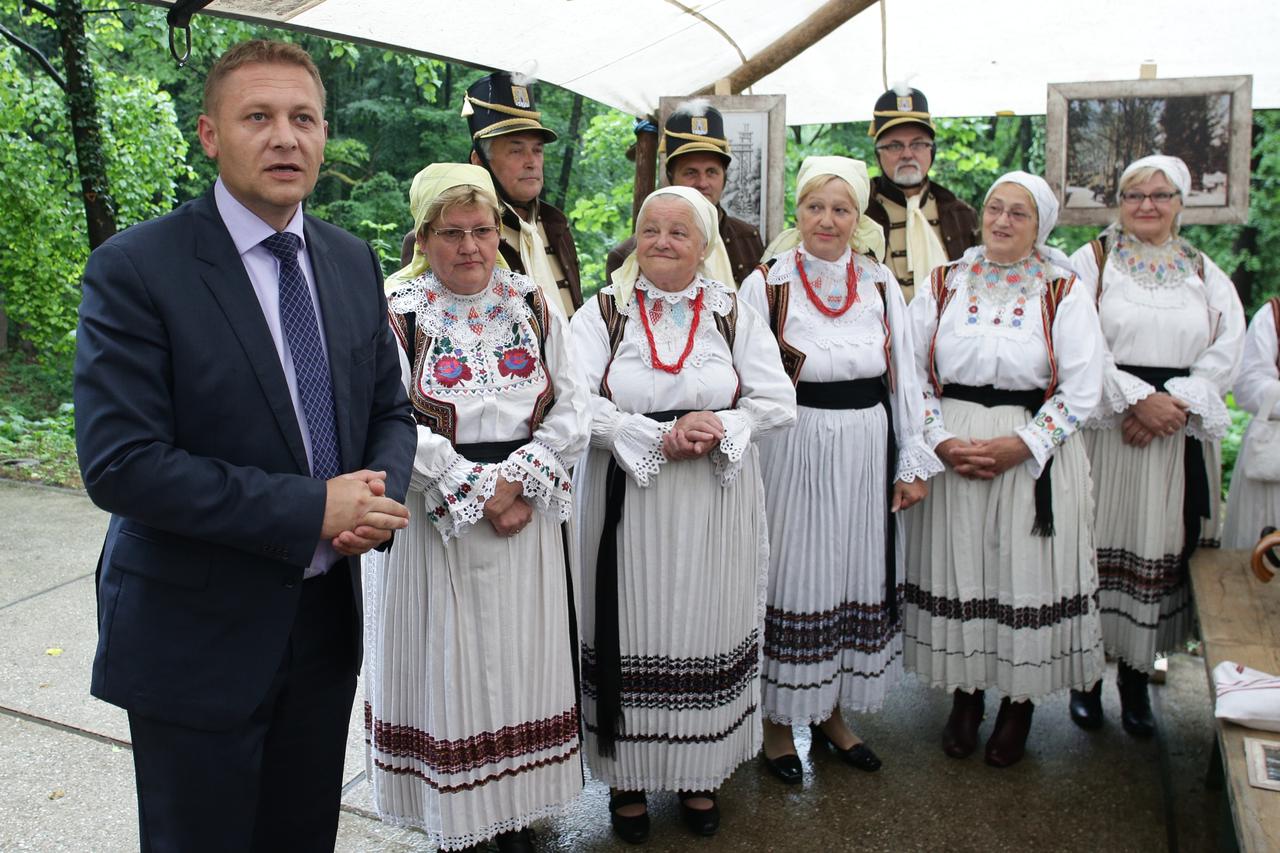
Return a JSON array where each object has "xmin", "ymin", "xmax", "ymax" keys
[
  {"xmin": 1100, "ymin": 369, "xmax": 1156, "ymax": 417},
  {"xmin": 498, "ymin": 440, "xmax": 575, "ymax": 523},
  {"xmin": 610, "ymin": 412, "xmax": 673, "ymax": 487},
  {"xmin": 426, "ymin": 454, "xmax": 501, "ymax": 542},
  {"xmin": 1167, "ymin": 375, "xmax": 1231, "ymax": 441},
  {"xmin": 709, "ymin": 409, "xmax": 753, "ymax": 485},
  {"xmin": 896, "ymin": 440, "xmax": 944, "ymax": 483}
]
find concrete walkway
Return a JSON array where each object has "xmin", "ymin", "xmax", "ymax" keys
[{"xmin": 0, "ymin": 480, "xmax": 1231, "ymax": 852}]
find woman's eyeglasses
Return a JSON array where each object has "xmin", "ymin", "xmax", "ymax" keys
[
  {"xmin": 983, "ymin": 203, "xmax": 1033, "ymax": 224},
  {"xmin": 431, "ymin": 226, "xmax": 500, "ymax": 243},
  {"xmin": 1119, "ymin": 191, "xmax": 1180, "ymax": 206}
]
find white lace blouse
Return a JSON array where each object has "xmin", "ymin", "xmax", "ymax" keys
[
  {"xmin": 1068, "ymin": 232, "xmax": 1244, "ymax": 441},
  {"xmin": 387, "ymin": 267, "xmax": 590, "ymax": 540},
  {"xmin": 568, "ymin": 274, "xmax": 797, "ymax": 487},
  {"xmin": 1234, "ymin": 302, "xmax": 1280, "ymax": 418},
  {"xmin": 738, "ymin": 247, "xmax": 943, "ymax": 483},
  {"xmin": 907, "ymin": 248, "xmax": 1105, "ymax": 478}
]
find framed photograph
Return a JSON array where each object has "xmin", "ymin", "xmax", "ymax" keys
[
  {"xmin": 1045, "ymin": 75, "xmax": 1252, "ymax": 226},
  {"xmin": 1245, "ymin": 737, "xmax": 1280, "ymax": 792},
  {"xmin": 658, "ymin": 94, "xmax": 786, "ymax": 243}
]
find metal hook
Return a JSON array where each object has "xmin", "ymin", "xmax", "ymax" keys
[{"xmin": 168, "ymin": 24, "xmax": 192, "ymax": 67}]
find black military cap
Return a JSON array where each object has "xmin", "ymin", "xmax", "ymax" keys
[
  {"xmin": 660, "ymin": 102, "xmax": 732, "ymax": 168},
  {"xmin": 869, "ymin": 87, "xmax": 936, "ymax": 139},
  {"xmin": 461, "ymin": 71, "xmax": 558, "ymax": 143}
]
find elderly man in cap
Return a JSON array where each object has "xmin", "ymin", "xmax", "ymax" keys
[
  {"xmin": 864, "ymin": 85, "xmax": 978, "ymax": 301},
  {"xmin": 400, "ymin": 71, "xmax": 582, "ymax": 316},
  {"xmin": 606, "ymin": 103, "xmax": 764, "ymax": 287}
]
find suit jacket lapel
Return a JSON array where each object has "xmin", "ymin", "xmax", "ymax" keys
[
  {"xmin": 305, "ymin": 220, "xmax": 356, "ymax": 472},
  {"xmin": 192, "ymin": 194, "xmax": 312, "ymax": 475}
]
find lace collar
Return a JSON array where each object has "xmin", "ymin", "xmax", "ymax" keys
[
  {"xmin": 1107, "ymin": 225, "xmax": 1201, "ymax": 289},
  {"xmin": 624, "ymin": 274, "xmax": 735, "ymax": 317},
  {"xmin": 387, "ymin": 267, "xmax": 536, "ymax": 344},
  {"xmin": 766, "ymin": 247, "xmax": 888, "ymax": 288}
]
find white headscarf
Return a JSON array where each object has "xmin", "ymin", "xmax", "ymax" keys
[
  {"xmin": 610, "ymin": 185, "xmax": 734, "ymax": 309},
  {"xmin": 1119, "ymin": 154, "xmax": 1191, "ymax": 198},
  {"xmin": 983, "ymin": 170, "xmax": 1074, "ymax": 273},
  {"xmin": 761, "ymin": 155, "xmax": 886, "ymax": 262}
]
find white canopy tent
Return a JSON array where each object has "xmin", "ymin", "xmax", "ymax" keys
[{"xmin": 146, "ymin": 0, "xmax": 1279, "ymax": 123}]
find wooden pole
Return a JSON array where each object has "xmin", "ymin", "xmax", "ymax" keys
[
  {"xmin": 631, "ymin": 117, "xmax": 659, "ymax": 227},
  {"xmin": 693, "ymin": 0, "xmax": 876, "ymax": 95}
]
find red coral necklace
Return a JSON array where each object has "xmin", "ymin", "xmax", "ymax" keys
[
  {"xmin": 796, "ymin": 248, "xmax": 858, "ymax": 317},
  {"xmin": 636, "ymin": 286, "xmax": 705, "ymax": 374}
]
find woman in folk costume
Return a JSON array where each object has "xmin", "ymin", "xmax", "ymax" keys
[
  {"xmin": 903, "ymin": 171, "xmax": 1107, "ymax": 768},
  {"xmin": 570, "ymin": 186, "xmax": 795, "ymax": 842},
  {"xmin": 1222, "ymin": 299, "xmax": 1280, "ymax": 548},
  {"xmin": 739, "ymin": 156, "xmax": 941, "ymax": 785},
  {"xmin": 1066, "ymin": 155, "xmax": 1244, "ymax": 736},
  {"xmin": 364, "ymin": 163, "xmax": 589, "ymax": 853}
]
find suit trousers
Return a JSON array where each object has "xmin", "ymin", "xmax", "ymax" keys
[{"xmin": 127, "ymin": 562, "xmax": 358, "ymax": 853}]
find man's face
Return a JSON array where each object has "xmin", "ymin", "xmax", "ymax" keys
[
  {"xmin": 197, "ymin": 62, "xmax": 327, "ymax": 230},
  {"xmin": 875, "ymin": 124, "xmax": 935, "ymax": 188},
  {"xmin": 669, "ymin": 152, "xmax": 727, "ymax": 206},
  {"xmin": 483, "ymin": 132, "xmax": 545, "ymax": 204}
]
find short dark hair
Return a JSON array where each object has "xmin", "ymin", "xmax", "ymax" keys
[{"xmin": 203, "ymin": 40, "xmax": 326, "ymax": 116}]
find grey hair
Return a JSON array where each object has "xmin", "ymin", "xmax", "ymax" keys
[{"xmin": 476, "ymin": 138, "xmax": 493, "ymax": 160}]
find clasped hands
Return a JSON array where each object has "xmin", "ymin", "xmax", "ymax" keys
[
  {"xmin": 662, "ymin": 411, "xmax": 724, "ymax": 461},
  {"xmin": 1121, "ymin": 392, "xmax": 1189, "ymax": 448},
  {"xmin": 937, "ymin": 435, "xmax": 1033, "ymax": 480},
  {"xmin": 323, "ymin": 470, "xmax": 410, "ymax": 556}
]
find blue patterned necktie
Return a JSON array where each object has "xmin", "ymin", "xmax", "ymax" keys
[{"xmin": 261, "ymin": 232, "xmax": 342, "ymax": 481}]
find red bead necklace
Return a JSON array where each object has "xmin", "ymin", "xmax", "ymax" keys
[
  {"xmin": 796, "ymin": 248, "xmax": 858, "ymax": 317},
  {"xmin": 636, "ymin": 286, "xmax": 705, "ymax": 375}
]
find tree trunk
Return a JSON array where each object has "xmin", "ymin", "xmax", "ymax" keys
[
  {"xmin": 55, "ymin": 0, "xmax": 116, "ymax": 249},
  {"xmin": 554, "ymin": 93, "xmax": 583, "ymax": 210},
  {"xmin": 1018, "ymin": 115, "xmax": 1032, "ymax": 172}
]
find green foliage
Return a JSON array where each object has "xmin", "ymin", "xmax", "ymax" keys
[
  {"xmin": 1222, "ymin": 395, "xmax": 1251, "ymax": 496},
  {"xmin": 0, "ymin": 351, "xmax": 78, "ymax": 488},
  {"xmin": 564, "ymin": 110, "xmax": 636, "ymax": 294}
]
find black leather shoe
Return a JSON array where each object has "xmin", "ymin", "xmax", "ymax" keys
[
  {"xmin": 760, "ymin": 751, "xmax": 803, "ymax": 784},
  {"xmin": 608, "ymin": 790, "xmax": 650, "ymax": 844},
  {"xmin": 984, "ymin": 697, "xmax": 1035, "ymax": 768},
  {"xmin": 809, "ymin": 724, "xmax": 883, "ymax": 771},
  {"xmin": 942, "ymin": 689, "xmax": 986, "ymax": 758},
  {"xmin": 677, "ymin": 790, "xmax": 720, "ymax": 837},
  {"xmin": 1118, "ymin": 662, "xmax": 1156, "ymax": 738},
  {"xmin": 495, "ymin": 828, "xmax": 535, "ymax": 853},
  {"xmin": 1069, "ymin": 681, "xmax": 1104, "ymax": 730}
]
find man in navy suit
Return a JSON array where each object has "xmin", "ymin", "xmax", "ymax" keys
[{"xmin": 73, "ymin": 40, "xmax": 416, "ymax": 852}]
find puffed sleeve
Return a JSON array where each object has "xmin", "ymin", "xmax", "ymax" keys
[
  {"xmin": 1014, "ymin": 279, "xmax": 1105, "ymax": 478},
  {"xmin": 906, "ymin": 271, "xmax": 954, "ymax": 451},
  {"xmin": 1234, "ymin": 303, "xmax": 1280, "ymax": 417},
  {"xmin": 737, "ymin": 267, "xmax": 768, "ymax": 319},
  {"xmin": 881, "ymin": 267, "xmax": 943, "ymax": 482},
  {"xmin": 711, "ymin": 298, "xmax": 797, "ymax": 485},
  {"xmin": 1164, "ymin": 255, "xmax": 1245, "ymax": 441},
  {"xmin": 569, "ymin": 292, "xmax": 674, "ymax": 487},
  {"xmin": 495, "ymin": 308, "xmax": 590, "ymax": 522},
  {"xmin": 1068, "ymin": 241, "xmax": 1159, "ymax": 419}
]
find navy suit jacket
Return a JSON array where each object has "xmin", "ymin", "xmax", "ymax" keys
[{"xmin": 74, "ymin": 191, "xmax": 415, "ymax": 731}]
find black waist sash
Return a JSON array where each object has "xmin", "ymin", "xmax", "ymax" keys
[
  {"xmin": 1116, "ymin": 365, "xmax": 1211, "ymax": 571},
  {"xmin": 797, "ymin": 378, "xmax": 900, "ymax": 627},
  {"xmin": 454, "ymin": 439, "xmax": 527, "ymax": 464},
  {"xmin": 594, "ymin": 408, "xmax": 692, "ymax": 756},
  {"xmin": 942, "ymin": 384, "xmax": 1055, "ymax": 537}
]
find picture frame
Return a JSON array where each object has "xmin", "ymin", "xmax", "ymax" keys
[
  {"xmin": 1045, "ymin": 75, "xmax": 1252, "ymax": 226},
  {"xmin": 1244, "ymin": 737, "xmax": 1280, "ymax": 792},
  {"xmin": 658, "ymin": 94, "xmax": 786, "ymax": 243}
]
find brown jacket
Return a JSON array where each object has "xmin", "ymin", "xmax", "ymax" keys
[
  {"xmin": 605, "ymin": 205, "xmax": 764, "ymax": 287},
  {"xmin": 865, "ymin": 176, "xmax": 978, "ymax": 275},
  {"xmin": 399, "ymin": 199, "xmax": 583, "ymax": 310}
]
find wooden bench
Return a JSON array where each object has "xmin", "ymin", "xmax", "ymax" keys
[{"xmin": 1190, "ymin": 548, "xmax": 1280, "ymax": 852}]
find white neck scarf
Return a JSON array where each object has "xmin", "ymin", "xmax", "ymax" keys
[
  {"xmin": 904, "ymin": 191, "xmax": 948, "ymax": 276},
  {"xmin": 507, "ymin": 201, "xmax": 566, "ymax": 318}
]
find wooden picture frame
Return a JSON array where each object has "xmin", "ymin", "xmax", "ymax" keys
[
  {"xmin": 1045, "ymin": 75, "xmax": 1252, "ymax": 226},
  {"xmin": 658, "ymin": 94, "xmax": 786, "ymax": 243}
]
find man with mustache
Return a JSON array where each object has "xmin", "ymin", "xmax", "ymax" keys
[{"xmin": 865, "ymin": 85, "xmax": 978, "ymax": 301}]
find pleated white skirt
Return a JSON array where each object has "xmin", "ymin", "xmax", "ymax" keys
[
  {"xmin": 1085, "ymin": 426, "xmax": 1220, "ymax": 671},
  {"xmin": 757, "ymin": 404, "xmax": 902, "ymax": 725},
  {"xmin": 902, "ymin": 399, "xmax": 1104, "ymax": 701},
  {"xmin": 1223, "ymin": 422, "xmax": 1280, "ymax": 548},
  {"xmin": 575, "ymin": 448, "xmax": 767, "ymax": 792},
  {"xmin": 363, "ymin": 489, "xmax": 582, "ymax": 851}
]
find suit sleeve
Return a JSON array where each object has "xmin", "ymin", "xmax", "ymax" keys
[{"xmin": 74, "ymin": 240, "xmax": 331, "ymax": 566}]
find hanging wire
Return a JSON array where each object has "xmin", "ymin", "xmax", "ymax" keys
[{"xmin": 880, "ymin": 0, "xmax": 888, "ymax": 91}]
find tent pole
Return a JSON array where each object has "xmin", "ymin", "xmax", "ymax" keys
[
  {"xmin": 631, "ymin": 116, "xmax": 659, "ymax": 227},
  {"xmin": 694, "ymin": 0, "xmax": 876, "ymax": 95}
]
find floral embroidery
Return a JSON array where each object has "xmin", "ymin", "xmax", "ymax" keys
[
  {"xmin": 432, "ymin": 353, "xmax": 472, "ymax": 387},
  {"xmin": 497, "ymin": 347, "xmax": 536, "ymax": 378},
  {"xmin": 963, "ymin": 257, "xmax": 1044, "ymax": 330},
  {"xmin": 1029, "ymin": 397, "xmax": 1077, "ymax": 447}
]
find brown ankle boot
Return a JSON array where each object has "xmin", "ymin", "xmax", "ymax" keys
[
  {"xmin": 942, "ymin": 688, "xmax": 985, "ymax": 758},
  {"xmin": 984, "ymin": 697, "xmax": 1035, "ymax": 768}
]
